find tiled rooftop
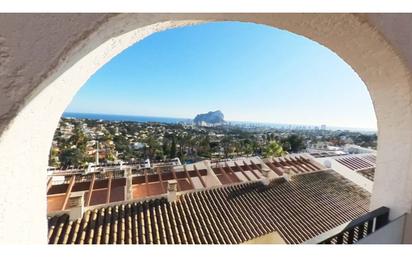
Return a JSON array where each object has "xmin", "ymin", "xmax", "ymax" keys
[
  {"xmin": 331, "ymin": 154, "xmax": 376, "ymax": 182},
  {"xmin": 47, "ymin": 155, "xmax": 328, "ymax": 213},
  {"xmin": 334, "ymin": 155, "xmax": 375, "ymax": 171},
  {"xmin": 47, "ymin": 165, "xmax": 209, "ymax": 212},
  {"xmin": 357, "ymin": 169, "xmax": 375, "ymax": 181},
  {"xmin": 48, "ymin": 170, "xmax": 370, "ymax": 244},
  {"xmin": 264, "ymin": 155, "xmax": 324, "ymax": 175}
]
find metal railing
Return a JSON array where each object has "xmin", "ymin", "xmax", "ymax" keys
[{"xmin": 304, "ymin": 206, "xmax": 390, "ymax": 244}]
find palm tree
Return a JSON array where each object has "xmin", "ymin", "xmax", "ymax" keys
[{"xmin": 263, "ymin": 140, "xmax": 286, "ymax": 158}]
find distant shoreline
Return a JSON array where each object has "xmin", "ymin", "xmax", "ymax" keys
[
  {"xmin": 63, "ymin": 112, "xmax": 191, "ymax": 124},
  {"xmin": 63, "ymin": 112, "xmax": 377, "ymax": 133}
]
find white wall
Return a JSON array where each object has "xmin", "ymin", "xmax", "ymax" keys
[{"xmin": 1, "ymin": 13, "xmax": 412, "ymax": 243}]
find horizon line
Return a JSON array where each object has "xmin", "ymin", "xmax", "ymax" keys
[{"xmin": 63, "ymin": 111, "xmax": 378, "ymax": 132}]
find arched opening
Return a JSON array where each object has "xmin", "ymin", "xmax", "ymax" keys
[
  {"xmin": 46, "ymin": 21, "xmax": 379, "ymax": 244},
  {"xmin": 0, "ymin": 14, "xmax": 411, "ymax": 243}
]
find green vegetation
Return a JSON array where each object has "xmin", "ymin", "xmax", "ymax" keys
[
  {"xmin": 263, "ymin": 141, "xmax": 286, "ymax": 158},
  {"xmin": 49, "ymin": 117, "xmax": 377, "ymax": 168},
  {"xmin": 281, "ymin": 134, "xmax": 305, "ymax": 153}
]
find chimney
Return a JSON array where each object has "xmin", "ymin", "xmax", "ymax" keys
[
  {"xmin": 67, "ymin": 191, "xmax": 85, "ymax": 221},
  {"xmin": 125, "ymin": 167, "xmax": 133, "ymax": 201},
  {"xmin": 261, "ymin": 167, "xmax": 271, "ymax": 186},
  {"xmin": 323, "ymin": 159, "xmax": 332, "ymax": 169},
  {"xmin": 283, "ymin": 167, "xmax": 294, "ymax": 182},
  {"xmin": 167, "ymin": 179, "xmax": 178, "ymax": 202}
]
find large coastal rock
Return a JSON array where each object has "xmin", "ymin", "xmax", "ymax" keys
[{"xmin": 194, "ymin": 110, "xmax": 225, "ymax": 126}]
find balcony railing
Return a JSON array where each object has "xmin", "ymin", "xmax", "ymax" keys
[{"xmin": 304, "ymin": 206, "xmax": 390, "ymax": 244}]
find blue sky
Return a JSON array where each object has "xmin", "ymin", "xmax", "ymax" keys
[{"xmin": 66, "ymin": 21, "xmax": 377, "ymax": 130}]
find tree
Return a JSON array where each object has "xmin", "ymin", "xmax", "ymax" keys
[
  {"xmin": 221, "ymin": 136, "xmax": 233, "ymax": 158},
  {"xmin": 143, "ymin": 135, "xmax": 161, "ymax": 160},
  {"xmin": 48, "ymin": 147, "xmax": 60, "ymax": 167},
  {"xmin": 170, "ymin": 136, "xmax": 177, "ymax": 158},
  {"xmin": 263, "ymin": 140, "xmax": 285, "ymax": 158},
  {"xmin": 176, "ymin": 134, "xmax": 187, "ymax": 162},
  {"xmin": 69, "ymin": 125, "xmax": 88, "ymax": 152},
  {"xmin": 243, "ymin": 142, "xmax": 254, "ymax": 155},
  {"xmin": 55, "ymin": 125, "xmax": 89, "ymax": 166},
  {"xmin": 282, "ymin": 134, "xmax": 305, "ymax": 153},
  {"xmin": 162, "ymin": 138, "xmax": 170, "ymax": 159},
  {"xmin": 197, "ymin": 135, "xmax": 211, "ymax": 158},
  {"xmin": 59, "ymin": 148, "xmax": 85, "ymax": 167}
]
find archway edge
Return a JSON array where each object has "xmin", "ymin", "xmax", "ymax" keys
[{"xmin": 0, "ymin": 13, "xmax": 411, "ymax": 243}]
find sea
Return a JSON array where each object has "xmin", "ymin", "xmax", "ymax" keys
[
  {"xmin": 63, "ymin": 112, "xmax": 192, "ymax": 124},
  {"xmin": 63, "ymin": 112, "xmax": 376, "ymax": 133}
]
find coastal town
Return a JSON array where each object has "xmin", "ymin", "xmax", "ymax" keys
[
  {"xmin": 49, "ymin": 111, "xmax": 377, "ymax": 169},
  {"xmin": 46, "ymin": 112, "xmax": 379, "ymax": 244}
]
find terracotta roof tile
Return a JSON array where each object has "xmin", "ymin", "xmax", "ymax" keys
[{"xmin": 48, "ymin": 170, "xmax": 369, "ymax": 244}]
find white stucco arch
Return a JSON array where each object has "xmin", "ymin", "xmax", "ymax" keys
[{"xmin": 0, "ymin": 13, "xmax": 412, "ymax": 243}]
